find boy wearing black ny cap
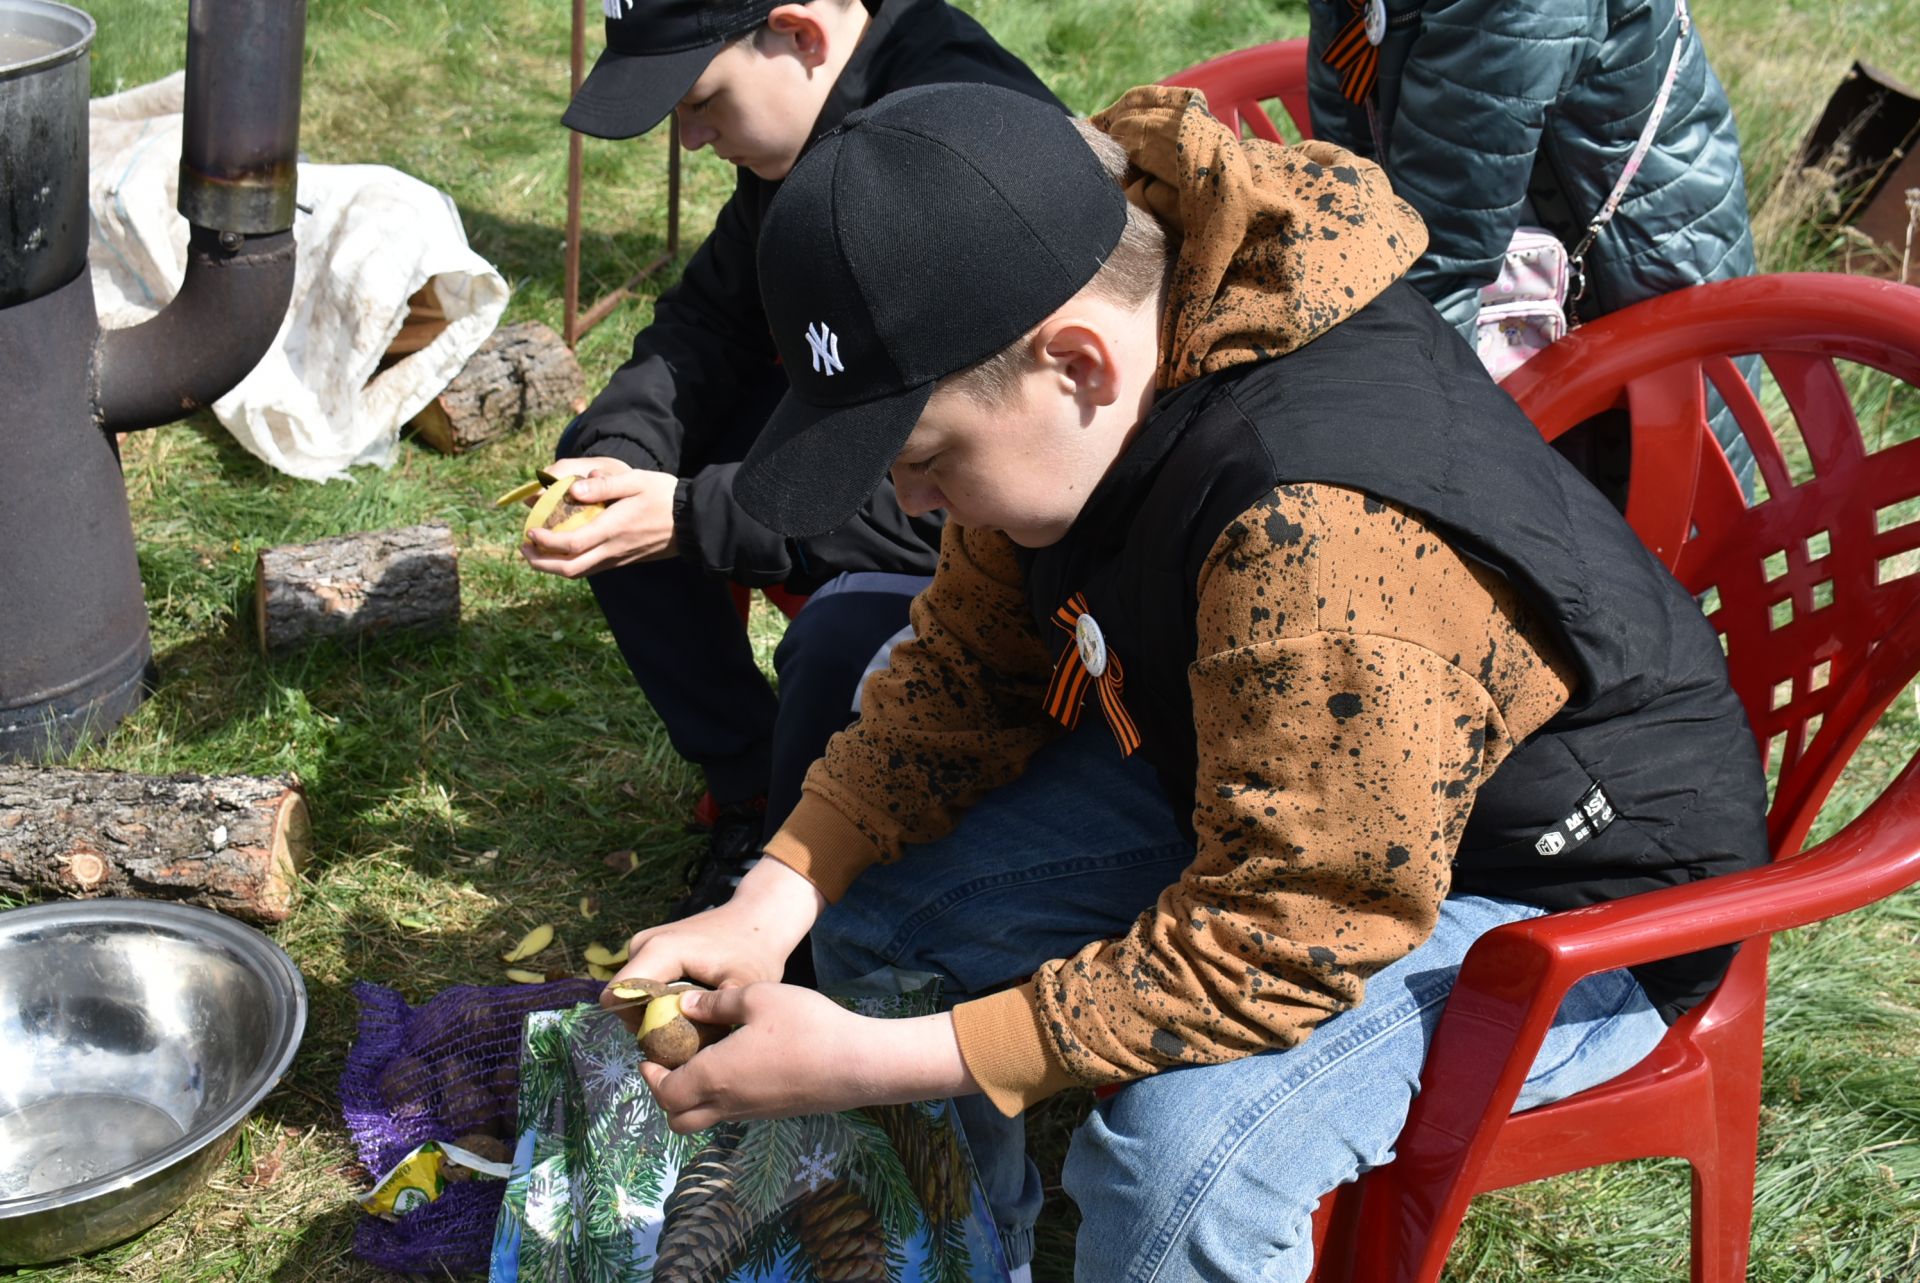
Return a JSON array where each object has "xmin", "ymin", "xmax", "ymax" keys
[
  {"xmin": 526, "ymin": 0, "xmax": 1059, "ymax": 916},
  {"xmin": 607, "ymin": 85, "xmax": 1767, "ymax": 1278}
]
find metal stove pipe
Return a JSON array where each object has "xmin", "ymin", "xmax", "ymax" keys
[
  {"xmin": 0, "ymin": 0, "xmax": 305, "ymax": 761},
  {"xmin": 94, "ymin": 0, "xmax": 305, "ymax": 431}
]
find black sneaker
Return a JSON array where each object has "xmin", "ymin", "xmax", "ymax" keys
[{"xmin": 666, "ymin": 800, "xmax": 765, "ymax": 921}]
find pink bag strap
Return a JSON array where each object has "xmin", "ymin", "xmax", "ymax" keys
[{"xmin": 1567, "ymin": 0, "xmax": 1692, "ymax": 300}]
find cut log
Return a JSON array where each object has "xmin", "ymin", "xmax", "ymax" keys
[
  {"xmin": 386, "ymin": 281, "xmax": 451, "ymax": 361},
  {"xmin": 256, "ymin": 523, "xmax": 459, "ymax": 653},
  {"xmin": 0, "ymin": 767, "xmax": 309, "ymax": 924},
  {"xmin": 409, "ymin": 321, "xmax": 586, "ymax": 455}
]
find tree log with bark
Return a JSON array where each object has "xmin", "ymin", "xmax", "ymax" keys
[
  {"xmin": 255, "ymin": 522, "xmax": 459, "ymax": 653},
  {"xmin": 0, "ymin": 767, "xmax": 310, "ymax": 923},
  {"xmin": 409, "ymin": 321, "xmax": 586, "ymax": 455}
]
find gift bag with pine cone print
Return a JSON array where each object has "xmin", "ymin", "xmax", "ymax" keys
[{"xmin": 489, "ymin": 983, "xmax": 1009, "ymax": 1283}]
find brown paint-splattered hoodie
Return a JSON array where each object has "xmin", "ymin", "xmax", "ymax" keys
[{"xmin": 763, "ymin": 86, "xmax": 1578, "ymax": 1115}]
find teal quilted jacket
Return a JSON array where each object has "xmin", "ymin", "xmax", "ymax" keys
[{"xmin": 1305, "ymin": 0, "xmax": 1756, "ymax": 337}]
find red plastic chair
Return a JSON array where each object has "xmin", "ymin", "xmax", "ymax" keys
[
  {"xmin": 1160, "ymin": 38, "xmax": 1314, "ymax": 142},
  {"xmin": 1300, "ymin": 273, "xmax": 1920, "ymax": 1282},
  {"xmin": 727, "ymin": 582, "xmax": 808, "ymax": 627}
]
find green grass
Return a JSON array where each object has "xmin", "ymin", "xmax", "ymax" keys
[{"xmin": 16, "ymin": 0, "xmax": 1918, "ymax": 1279}]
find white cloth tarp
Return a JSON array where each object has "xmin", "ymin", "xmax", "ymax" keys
[{"xmin": 89, "ymin": 73, "xmax": 510, "ymax": 481}]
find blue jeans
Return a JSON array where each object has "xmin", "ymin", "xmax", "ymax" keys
[{"xmin": 812, "ymin": 725, "xmax": 1668, "ymax": 1281}]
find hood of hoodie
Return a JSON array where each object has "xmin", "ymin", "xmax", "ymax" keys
[{"xmin": 1089, "ymin": 84, "xmax": 1428, "ymax": 390}]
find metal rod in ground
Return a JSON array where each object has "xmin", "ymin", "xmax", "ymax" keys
[{"xmin": 564, "ymin": 0, "xmax": 586, "ymax": 347}]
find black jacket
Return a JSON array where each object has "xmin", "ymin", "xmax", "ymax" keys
[
  {"xmin": 561, "ymin": 0, "xmax": 1061, "ymax": 592},
  {"xmin": 1023, "ymin": 283, "xmax": 1769, "ymax": 1020}
]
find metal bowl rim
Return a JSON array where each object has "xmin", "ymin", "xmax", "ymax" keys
[
  {"xmin": 0, "ymin": 0, "xmax": 95, "ymax": 81},
  {"xmin": 0, "ymin": 900, "xmax": 307, "ymax": 1218}
]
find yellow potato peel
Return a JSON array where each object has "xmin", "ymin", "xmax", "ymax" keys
[
  {"xmin": 606, "ymin": 977, "xmax": 668, "ymax": 1002},
  {"xmin": 504, "ymin": 968, "xmax": 546, "ymax": 984},
  {"xmin": 500, "ymin": 923, "xmax": 555, "ymax": 963},
  {"xmin": 583, "ymin": 942, "xmax": 628, "ymax": 968},
  {"xmin": 636, "ymin": 992, "xmax": 683, "ymax": 1039},
  {"xmin": 492, "ymin": 479, "xmax": 543, "ymax": 508}
]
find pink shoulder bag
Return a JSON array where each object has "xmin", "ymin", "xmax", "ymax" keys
[{"xmin": 1472, "ymin": 0, "xmax": 1694, "ymax": 378}]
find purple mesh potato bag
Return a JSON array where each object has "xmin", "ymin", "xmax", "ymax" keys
[{"xmin": 341, "ymin": 978, "xmax": 603, "ymax": 1274}]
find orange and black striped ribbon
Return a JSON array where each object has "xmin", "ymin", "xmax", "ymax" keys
[
  {"xmin": 1321, "ymin": 0, "xmax": 1380, "ymax": 105},
  {"xmin": 1042, "ymin": 593, "xmax": 1142, "ymax": 756}
]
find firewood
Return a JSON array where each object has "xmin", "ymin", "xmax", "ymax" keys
[
  {"xmin": 255, "ymin": 523, "xmax": 459, "ymax": 653},
  {"xmin": 0, "ymin": 766, "xmax": 309, "ymax": 923},
  {"xmin": 408, "ymin": 321, "xmax": 586, "ymax": 455}
]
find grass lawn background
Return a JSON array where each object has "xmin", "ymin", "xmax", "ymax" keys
[{"xmin": 14, "ymin": 0, "xmax": 1917, "ymax": 1279}]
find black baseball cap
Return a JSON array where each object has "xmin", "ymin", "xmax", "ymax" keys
[
  {"xmin": 735, "ymin": 83, "xmax": 1128, "ymax": 538},
  {"xmin": 562, "ymin": 0, "xmax": 779, "ymax": 140}
]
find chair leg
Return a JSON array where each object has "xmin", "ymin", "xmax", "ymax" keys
[
  {"xmin": 1689, "ymin": 1078, "xmax": 1761, "ymax": 1281},
  {"xmin": 1688, "ymin": 1156, "xmax": 1756, "ymax": 1283}
]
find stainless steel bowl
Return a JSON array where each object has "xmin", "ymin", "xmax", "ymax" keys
[{"xmin": 0, "ymin": 900, "xmax": 307, "ymax": 1264}]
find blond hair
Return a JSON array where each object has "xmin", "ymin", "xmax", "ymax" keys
[{"xmin": 941, "ymin": 119, "xmax": 1171, "ymax": 405}]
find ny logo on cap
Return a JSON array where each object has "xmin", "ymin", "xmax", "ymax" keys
[{"xmin": 805, "ymin": 322, "xmax": 844, "ymax": 377}]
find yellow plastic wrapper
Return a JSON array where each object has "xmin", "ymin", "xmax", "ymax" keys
[{"xmin": 358, "ymin": 1139, "xmax": 512, "ymax": 1221}]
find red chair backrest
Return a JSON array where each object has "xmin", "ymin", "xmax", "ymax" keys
[
  {"xmin": 1505, "ymin": 273, "xmax": 1920, "ymax": 855},
  {"xmin": 1160, "ymin": 38, "xmax": 1314, "ymax": 143}
]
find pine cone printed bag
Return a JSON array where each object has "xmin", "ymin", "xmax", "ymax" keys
[{"xmin": 488, "ymin": 984, "xmax": 1011, "ymax": 1283}]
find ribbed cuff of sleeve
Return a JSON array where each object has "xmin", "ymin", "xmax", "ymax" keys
[
  {"xmin": 761, "ymin": 795, "xmax": 884, "ymax": 903},
  {"xmin": 951, "ymin": 982, "xmax": 1080, "ymax": 1117}
]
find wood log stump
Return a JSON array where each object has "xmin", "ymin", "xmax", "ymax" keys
[
  {"xmin": 256, "ymin": 523, "xmax": 459, "ymax": 653},
  {"xmin": 409, "ymin": 321, "xmax": 586, "ymax": 455},
  {"xmin": 0, "ymin": 767, "xmax": 310, "ymax": 924}
]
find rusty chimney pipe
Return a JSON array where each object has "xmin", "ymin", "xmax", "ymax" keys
[{"xmin": 93, "ymin": 0, "xmax": 306, "ymax": 432}]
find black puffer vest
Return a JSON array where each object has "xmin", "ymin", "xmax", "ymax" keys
[{"xmin": 1021, "ymin": 282, "xmax": 1767, "ymax": 1020}]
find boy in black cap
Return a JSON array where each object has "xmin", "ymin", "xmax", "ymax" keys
[
  {"xmin": 525, "ymin": 0, "xmax": 1059, "ymax": 918},
  {"xmin": 607, "ymin": 84, "xmax": 1767, "ymax": 1279}
]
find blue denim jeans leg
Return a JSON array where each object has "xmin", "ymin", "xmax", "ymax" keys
[
  {"xmin": 1064, "ymin": 895, "xmax": 1666, "ymax": 1283},
  {"xmin": 812, "ymin": 723, "xmax": 1193, "ymax": 1269},
  {"xmin": 810, "ymin": 723, "xmax": 1669, "ymax": 1280}
]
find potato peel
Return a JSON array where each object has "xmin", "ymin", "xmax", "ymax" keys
[
  {"xmin": 606, "ymin": 976, "xmax": 670, "ymax": 1002},
  {"xmin": 583, "ymin": 942, "xmax": 628, "ymax": 968},
  {"xmin": 501, "ymin": 923, "xmax": 555, "ymax": 963},
  {"xmin": 504, "ymin": 968, "xmax": 546, "ymax": 984},
  {"xmin": 492, "ymin": 479, "xmax": 543, "ymax": 508}
]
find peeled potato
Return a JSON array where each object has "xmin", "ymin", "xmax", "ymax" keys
[
  {"xmin": 637, "ymin": 991, "xmax": 726, "ymax": 1068},
  {"xmin": 603, "ymin": 979, "xmax": 724, "ymax": 1068},
  {"xmin": 523, "ymin": 478, "xmax": 605, "ymax": 539}
]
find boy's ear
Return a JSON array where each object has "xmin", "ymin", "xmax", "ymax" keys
[
  {"xmin": 1036, "ymin": 321, "xmax": 1123, "ymax": 409},
  {"xmin": 765, "ymin": 4, "xmax": 832, "ymax": 69}
]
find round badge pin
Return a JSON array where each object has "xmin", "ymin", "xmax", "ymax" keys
[
  {"xmin": 1075, "ymin": 613, "xmax": 1108, "ymax": 678},
  {"xmin": 1364, "ymin": 0, "xmax": 1387, "ymax": 45}
]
